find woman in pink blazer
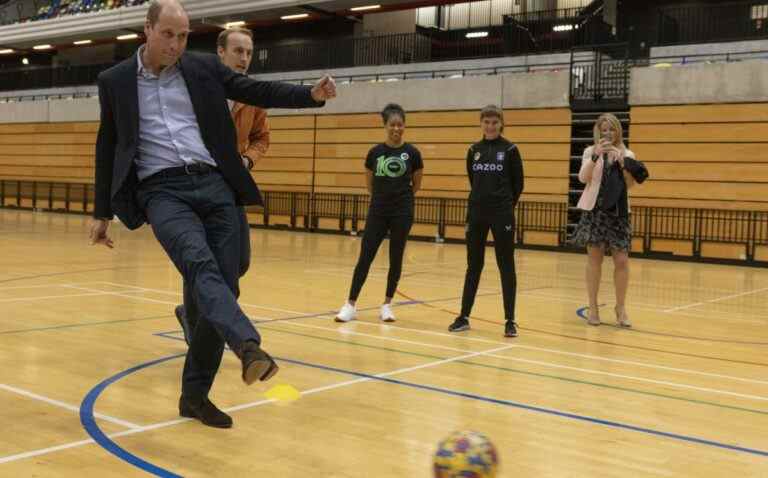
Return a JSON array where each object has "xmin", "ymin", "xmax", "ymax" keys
[{"xmin": 572, "ymin": 113, "xmax": 637, "ymax": 328}]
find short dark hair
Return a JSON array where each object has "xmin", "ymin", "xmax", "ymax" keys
[
  {"xmin": 480, "ymin": 104, "xmax": 504, "ymax": 122},
  {"xmin": 217, "ymin": 27, "xmax": 254, "ymax": 49},
  {"xmin": 480, "ymin": 104, "xmax": 504, "ymax": 131},
  {"xmin": 381, "ymin": 103, "xmax": 405, "ymax": 124},
  {"xmin": 146, "ymin": 0, "xmax": 188, "ymax": 27}
]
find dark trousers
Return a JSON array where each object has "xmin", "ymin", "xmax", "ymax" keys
[
  {"xmin": 181, "ymin": 205, "xmax": 250, "ymax": 329},
  {"xmin": 136, "ymin": 171, "xmax": 260, "ymax": 398},
  {"xmin": 348, "ymin": 214, "xmax": 413, "ymax": 301},
  {"xmin": 460, "ymin": 212, "xmax": 517, "ymax": 321}
]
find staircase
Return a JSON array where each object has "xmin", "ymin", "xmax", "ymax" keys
[
  {"xmin": 570, "ymin": 43, "xmax": 630, "ymax": 112},
  {"xmin": 566, "ymin": 109, "xmax": 631, "ymax": 236},
  {"xmin": 579, "ymin": 0, "xmax": 605, "ymax": 18}
]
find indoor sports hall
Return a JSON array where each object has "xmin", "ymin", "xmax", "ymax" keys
[{"xmin": 0, "ymin": 1, "xmax": 766, "ymax": 476}]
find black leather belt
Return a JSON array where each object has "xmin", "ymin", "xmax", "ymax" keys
[{"xmin": 145, "ymin": 163, "xmax": 218, "ymax": 182}]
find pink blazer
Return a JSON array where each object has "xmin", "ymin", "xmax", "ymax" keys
[{"xmin": 576, "ymin": 145, "xmax": 636, "ymax": 211}]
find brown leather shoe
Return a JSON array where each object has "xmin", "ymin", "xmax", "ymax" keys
[
  {"xmin": 179, "ymin": 395, "xmax": 232, "ymax": 428},
  {"xmin": 236, "ymin": 340, "xmax": 279, "ymax": 385}
]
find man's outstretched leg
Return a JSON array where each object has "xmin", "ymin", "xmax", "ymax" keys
[{"xmin": 137, "ymin": 172, "xmax": 277, "ymax": 428}]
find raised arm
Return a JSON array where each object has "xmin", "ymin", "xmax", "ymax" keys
[
  {"xmin": 214, "ymin": 59, "xmax": 331, "ymax": 109},
  {"xmin": 578, "ymin": 145, "xmax": 598, "ymax": 184}
]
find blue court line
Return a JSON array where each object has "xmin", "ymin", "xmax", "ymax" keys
[
  {"xmin": 81, "ymin": 340, "xmax": 768, "ymax": 478},
  {"xmin": 81, "ymin": 335, "xmax": 768, "ymax": 478},
  {"xmin": 80, "ymin": 353, "xmax": 185, "ymax": 478},
  {"xmin": 273, "ymin": 355, "xmax": 768, "ymax": 458},
  {"xmin": 160, "ymin": 333, "xmax": 768, "ymax": 456}
]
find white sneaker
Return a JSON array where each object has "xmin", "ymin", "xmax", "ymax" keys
[
  {"xmin": 380, "ymin": 304, "xmax": 396, "ymax": 322},
  {"xmin": 334, "ymin": 303, "xmax": 357, "ymax": 322}
]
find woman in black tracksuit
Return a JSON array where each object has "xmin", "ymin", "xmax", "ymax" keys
[
  {"xmin": 334, "ymin": 103, "xmax": 424, "ymax": 323},
  {"xmin": 449, "ymin": 105, "xmax": 524, "ymax": 337}
]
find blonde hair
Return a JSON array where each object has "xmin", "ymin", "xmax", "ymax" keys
[{"xmin": 593, "ymin": 113, "xmax": 625, "ymax": 150}]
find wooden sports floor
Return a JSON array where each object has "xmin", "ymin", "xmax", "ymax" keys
[{"xmin": 0, "ymin": 208, "xmax": 766, "ymax": 477}]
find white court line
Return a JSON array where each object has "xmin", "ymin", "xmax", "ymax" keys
[
  {"xmin": 269, "ymin": 320, "xmax": 768, "ymax": 402},
  {"xmin": 98, "ymin": 281, "xmax": 496, "ymax": 318},
  {"xmin": 0, "ymin": 344, "xmax": 512, "ymax": 465},
  {"xmin": 99, "ymin": 282, "xmax": 300, "ymax": 316},
  {"xmin": 111, "ymin": 281, "xmax": 762, "ymax": 324},
  {"xmin": 304, "ymin": 268, "xmax": 498, "ymax": 293},
  {"xmin": 99, "ymin": 281, "xmax": 768, "ymax": 385},
  {"xmin": 524, "ymin": 289, "xmax": 672, "ymax": 309},
  {"xmin": 0, "ymin": 438, "xmax": 96, "ymax": 465},
  {"xmin": 664, "ymin": 287, "xmax": 768, "ymax": 313},
  {"xmin": 0, "ymin": 384, "xmax": 140, "ymax": 429},
  {"xmin": 341, "ymin": 321, "xmax": 768, "ymax": 386},
  {"xmin": 0, "ymin": 282, "xmax": 98, "ymax": 292},
  {"xmin": 63, "ymin": 284, "xmax": 279, "ymax": 322},
  {"xmin": 62, "ymin": 285, "xmax": 181, "ymax": 307},
  {"xmin": 101, "ymin": 278, "xmax": 768, "ymax": 323},
  {"xmin": 522, "ymin": 290, "xmax": 768, "ymax": 322},
  {"xmin": 0, "ymin": 281, "xmax": 115, "ymax": 292},
  {"xmin": 316, "ymin": 254, "xmax": 768, "ymax": 293},
  {"xmin": 373, "ymin": 261, "xmax": 768, "ymax": 299},
  {"xmin": 0, "ymin": 290, "xmax": 146, "ymax": 304},
  {"xmin": 511, "ymin": 343, "xmax": 768, "ymax": 385},
  {"xmin": 354, "ymin": 258, "xmax": 760, "ymax": 301}
]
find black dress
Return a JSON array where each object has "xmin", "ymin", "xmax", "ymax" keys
[{"xmin": 571, "ymin": 159, "xmax": 632, "ymax": 254}]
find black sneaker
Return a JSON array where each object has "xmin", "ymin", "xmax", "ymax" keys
[
  {"xmin": 504, "ymin": 321, "xmax": 518, "ymax": 338},
  {"xmin": 448, "ymin": 316, "xmax": 470, "ymax": 332}
]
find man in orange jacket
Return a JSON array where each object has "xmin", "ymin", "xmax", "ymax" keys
[{"xmin": 175, "ymin": 27, "xmax": 270, "ymax": 344}]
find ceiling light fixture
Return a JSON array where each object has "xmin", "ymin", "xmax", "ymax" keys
[{"xmin": 350, "ymin": 5, "xmax": 381, "ymax": 11}]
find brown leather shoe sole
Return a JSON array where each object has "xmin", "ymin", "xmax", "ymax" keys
[{"xmin": 242, "ymin": 354, "xmax": 279, "ymax": 385}]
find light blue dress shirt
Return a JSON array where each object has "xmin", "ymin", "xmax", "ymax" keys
[{"xmin": 135, "ymin": 46, "xmax": 218, "ymax": 181}]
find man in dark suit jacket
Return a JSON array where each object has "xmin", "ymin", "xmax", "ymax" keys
[{"xmin": 88, "ymin": 0, "xmax": 336, "ymax": 428}]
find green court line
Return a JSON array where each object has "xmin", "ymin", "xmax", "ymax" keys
[
  {"xmin": 258, "ymin": 325, "xmax": 768, "ymax": 417},
  {"xmin": 0, "ymin": 315, "xmax": 170, "ymax": 335}
]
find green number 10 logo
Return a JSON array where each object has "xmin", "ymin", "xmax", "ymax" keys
[{"xmin": 375, "ymin": 155, "xmax": 407, "ymax": 178}]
